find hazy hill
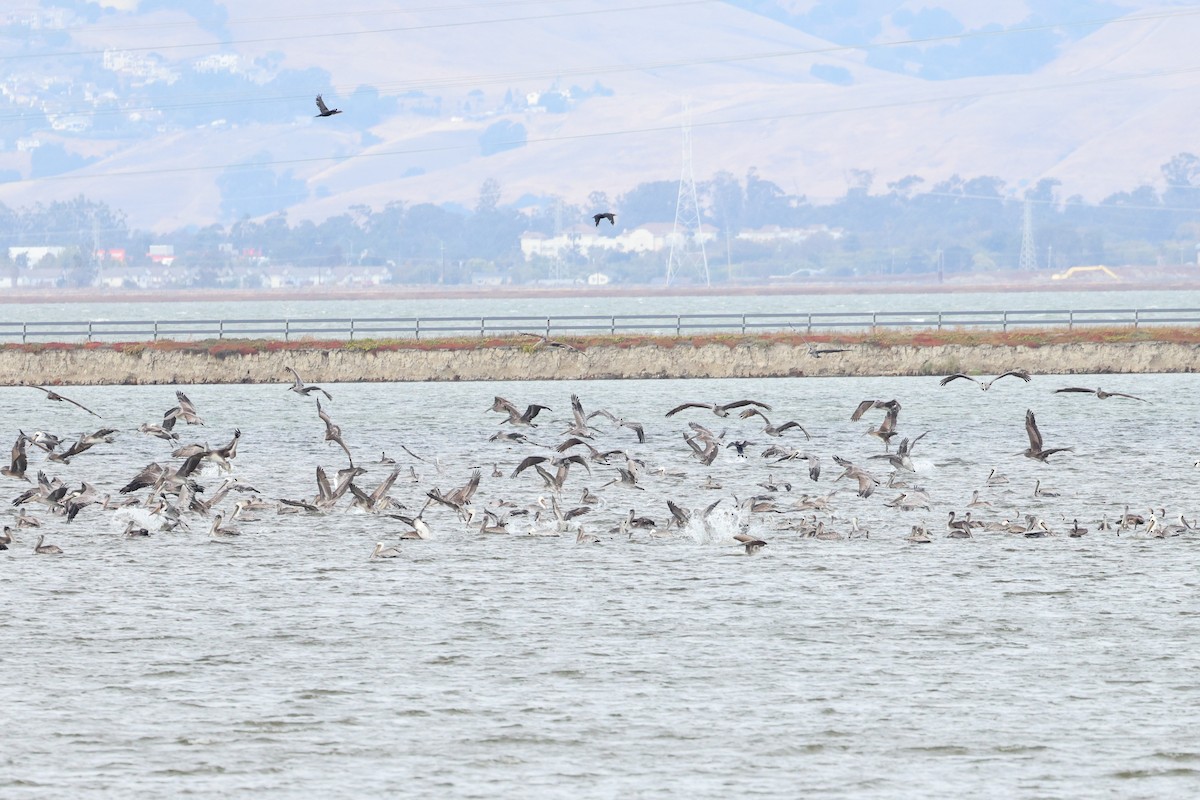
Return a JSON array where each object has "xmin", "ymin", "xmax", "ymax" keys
[{"xmin": 0, "ymin": 0, "xmax": 1197, "ymax": 231}]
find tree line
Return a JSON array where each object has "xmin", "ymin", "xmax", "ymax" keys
[{"xmin": 3, "ymin": 154, "xmax": 1199, "ymax": 287}]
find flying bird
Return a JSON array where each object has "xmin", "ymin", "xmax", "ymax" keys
[
  {"xmin": 1023, "ymin": 409, "xmax": 1073, "ymax": 462},
  {"xmin": 1053, "ymin": 386, "xmax": 1148, "ymax": 402},
  {"xmin": 29, "ymin": 385, "xmax": 101, "ymax": 417},
  {"xmin": 593, "ymin": 212, "xmax": 615, "ymax": 226},
  {"xmin": 286, "ymin": 366, "xmax": 333, "ymax": 400},
  {"xmin": 314, "ymin": 94, "xmax": 342, "ymax": 117},
  {"xmin": 940, "ymin": 370, "xmax": 1031, "ymax": 391}
]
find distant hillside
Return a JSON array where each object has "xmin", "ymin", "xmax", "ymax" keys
[{"xmin": 0, "ymin": 0, "xmax": 1196, "ymax": 230}]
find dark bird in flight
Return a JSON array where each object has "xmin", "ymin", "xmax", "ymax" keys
[
  {"xmin": 29, "ymin": 385, "xmax": 101, "ymax": 418},
  {"xmin": 314, "ymin": 94, "xmax": 342, "ymax": 117},
  {"xmin": 593, "ymin": 212, "xmax": 615, "ymax": 226},
  {"xmin": 1054, "ymin": 386, "xmax": 1148, "ymax": 402},
  {"xmin": 1023, "ymin": 409, "xmax": 1073, "ymax": 462}
]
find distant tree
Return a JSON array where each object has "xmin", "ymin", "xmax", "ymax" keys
[{"xmin": 617, "ymin": 180, "xmax": 678, "ymax": 224}]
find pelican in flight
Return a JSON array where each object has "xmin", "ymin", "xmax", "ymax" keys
[
  {"xmin": 1054, "ymin": 386, "xmax": 1147, "ymax": 402},
  {"xmin": 29, "ymin": 385, "xmax": 101, "ymax": 417},
  {"xmin": 286, "ymin": 367, "xmax": 332, "ymax": 400},
  {"xmin": 2, "ymin": 433, "xmax": 29, "ymax": 482},
  {"xmin": 940, "ymin": 370, "xmax": 1031, "ymax": 391},
  {"xmin": 1023, "ymin": 409, "xmax": 1072, "ymax": 462},
  {"xmin": 593, "ymin": 212, "xmax": 615, "ymax": 226},
  {"xmin": 314, "ymin": 94, "xmax": 342, "ymax": 117},
  {"xmin": 666, "ymin": 399, "xmax": 770, "ymax": 418}
]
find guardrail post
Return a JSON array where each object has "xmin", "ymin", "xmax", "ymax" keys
[
  {"xmin": 87, "ymin": 321, "xmax": 93, "ymax": 342},
  {"xmin": 807, "ymin": 313, "xmax": 812, "ymax": 334},
  {"xmin": 1133, "ymin": 309, "xmax": 1140, "ymax": 330},
  {"xmin": 349, "ymin": 319, "xmax": 356, "ymax": 341},
  {"xmin": 741, "ymin": 314, "xmax": 746, "ymax": 334},
  {"xmin": 545, "ymin": 318, "xmax": 551, "ymax": 337},
  {"xmin": 1068, "ymin": 310, "xmax": 1074, "ymax": 330},
  {"xmin": 610, "ymin": 316, "xmax": 616, "ymax": 335},
  {"xmin": 415, "ymin": 318, "xmax": 421, "ymax": 340},
  {"xmin": 284, "ymin": 319, "xmax": 290, "ymax": 342},
  {"xmin": 871, "ymin": 312, "xmax": 877, "ymax": 332},
  {"xmin": 153, "ymin": 321, "xmax": 159, "ymax": 342},
  {"xmin": 218, "ymin": 319, "xmax": 224, "ymax": 340},
  {"xmin": 480, "ymin": 318, "xmax": 486, "ymax": 337},
  {"xmin": 676, "ymin": 315, "xmax": 682, "ymax": 336},
  {"xmin": 937, "ymin": 311, "xmax": 943, "ymax": 331},
  {"xmin": 1002, "ymin": 310, "xmax": 1008, "ymax": 333},
  {"xmin": 22, "ymin": 322, "xmax": 27, "ymax": 344}
]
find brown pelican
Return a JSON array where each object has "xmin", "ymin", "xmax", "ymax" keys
[
  {"xmin": 1054, "ymin": 386, "xmax": 1148, "ymax": 402},
  {"xmin": 286, "ymin": 366, "xmax": 333, "ymax": 400},
  {"xmin": 122, "ymin": 520, "xmax": 151, "ymax": 538},
  {"xmin": 167, "ymin": 391, "xmax": 205, "ymax": 426},
  {"xmin": 370, "ymin": 542, "xmax": 403, "ymax": 559},
  {"xmin": 34, "ymin": 533, "xmax": 63, "ymax": 554},
  {"xmin": 47, "ymin": 428, "xmax": 118, "ymax": 464},
  {"xmin": 1023, "ymin": 409, "xmax": 1072, "ymax": 462},
  {"xmin": 1069, "ymin": 519, "xmax": 1088, "ymax": 538},
  {"xmin": 426, "ymin": 471, "xmax": 480, "ymax": 519},
  {"xmin": 832, "ymin": 456, "xmax": 879, "ymax": 498},
  {"xmin": 314, "ymin": 94, "xmax": 342, "ymax": 117},
  {"xmin": 1033, "ymin": 479, "xmax": 1061, "ymax": 498},
  {"xmin": 806, "ymin": 342, "xmax": 850, "ymax": 358},
  {"xmin": 738, "ymin": 408, "xmax": 810, "ymax": 439},
  {"xmin": 985, "ymin": 468, "xmax": 1009, "ymax": 486},
  {"xmin": 576, "ymin": 526, "xmax": 601, "ymax": 544},
  {"xmin": 592, "ymin": 212, "xmax": 615, "ymax": 226},
  {"xmin": 733, "ymin": 532, "xmax": 768, "ymax": 554},
  {"xmin": 666, "ymin": 399, "xmax": 771, "ymax": 418},
  {"xmin": 587, "ymin": 407, "xmax": 645, "ymax": 443},
  {"xmin": 491, "ymin": 396, "xmax": 552, "ymax": 426},
  {"xmin": 316, "ymin": 399, "xmax": 353, "ymax": 464},
  {"xmin": 30, "ymin": 384, "xmax": 101, "ymax": 417},
  {"xmin": 518, "ymin": 332, "xmax": 582, "ymax": 354},
  {"xmin": 208, "ymin": 513, "xmax": 240, "ymax": 538},
  {"xmin": 940, "ymin": 370, "xmax": 1031, "ymax": 391},
  {"xmin": 1, "ymin": 433, "xmax": 29, "ymax": 482},
  {"xmin": 907, "ymin": 525, "xmax": 932, "ymax": 543}
]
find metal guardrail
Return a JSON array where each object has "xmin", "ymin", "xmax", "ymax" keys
[{"xmin": 0, "ymin": 308, "xmax": 1194, "ymax": 343}]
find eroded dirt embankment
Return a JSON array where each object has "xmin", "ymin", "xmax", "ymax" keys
[{"xmin": 0, "ymin": 341, "xmax": 1196, "ymax": 386}]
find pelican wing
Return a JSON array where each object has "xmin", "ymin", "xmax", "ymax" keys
[
  {"xmin": 666, "ymin": 402, "xmax": 713, "ymax": 417},
  {"xmin": 939, "ymin": 373, "xmax": 978, "ymax": 387},
  {"xmin": 1024, "ymin": 409, "xmax": 1043, "ymax": 452},
  {"xmin": 315, "ymin": 94, "xmax": 330, "ymax": 114}
]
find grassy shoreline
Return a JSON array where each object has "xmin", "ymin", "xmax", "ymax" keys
[{"xmin": 4, "ymin": 325, "xmax": 1200, "ymax": 360}]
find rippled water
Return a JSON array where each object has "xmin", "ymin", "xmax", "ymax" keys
[{"xmin": 2, "ymin": 374, "xmax": 1198, "ymax": 798}]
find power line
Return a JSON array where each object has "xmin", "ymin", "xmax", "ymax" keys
[
  {"xmin": 0, "ymin": 0, "xmax": 718, "ymax": 61},
  {"xmin": 16, "ymin": 61, "xmax": 1200, "ymax": 187},
  {"xmin": 6, "ymin": 7, "xmax": 1200, "ymax": 123}
]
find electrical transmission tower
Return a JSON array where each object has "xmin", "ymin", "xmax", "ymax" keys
[
  {"xmin": 1019, "ymin": 197, "xmax": 1038, "ymax": 271},
  {"xmin": 665, "ymin": 105, "xmax": 710, "ymax": 287}
]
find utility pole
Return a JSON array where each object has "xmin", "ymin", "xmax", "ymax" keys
[
  {"xmin": 1019, "ymin": 197, "xmax": 1038, "ymax": 271},
  {"xmin": 665, "ymin": 101, "xmax": 710, "ymax": 287}
]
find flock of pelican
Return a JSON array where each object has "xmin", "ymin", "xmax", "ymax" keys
[{"xmin": 0, "ymin": 363, "xmax": 1186, "ymax": 559}]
